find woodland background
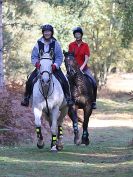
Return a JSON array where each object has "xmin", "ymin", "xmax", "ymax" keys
[
  {"xmin": 0, "ymin": 0, "xmax": 133, "ymax": 88},
  {"xmin": 0, "ymin": 1, "xmax": 133, "ymax": 176}
]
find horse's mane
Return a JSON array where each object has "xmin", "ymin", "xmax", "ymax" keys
[
  {"xmin": 70, "ymin": 70, "xmax": 92, "ymax": 98},
  {"xmin": 64, "ymin": 52, "xmax": 93, "ymax": 101}
]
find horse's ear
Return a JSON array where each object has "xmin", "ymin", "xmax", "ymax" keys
[
  {"xmin": 63, "ymin": 50, "xmax": 68, "ymax": 57},
  {"xmin": 63, "ymin": 50, "xmax": 66, "ymax": 55}
]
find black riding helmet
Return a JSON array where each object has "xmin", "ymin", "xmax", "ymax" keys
[
  {"xmin": 73, "ymin": 27, "xmax": 83, "ymax": 36},
  {"xmin": 41, "ymin": 24, "xmax": 54, "ymax": 35}
]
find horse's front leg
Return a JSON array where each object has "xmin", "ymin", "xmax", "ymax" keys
[
  {"xmin": 50, "ymin": 106, "xmax": 60, "ymax": 152},
  {"xmin": 68, "ymin": 105, "xmax": 80, "ymax": 145},
  {"xmin": 81, "ymin": 104, "xmax": 92, "ymax": 146},
  {"xmin": 56, "ymin": 125, "xmax": 63, "ymax": 151},
  {"xmin": 33, "ymin": 107, "xmax": 44, "ymax": 149},
  {"xmin": 56, "ymin": 106, "xmax": 67, "ymax": 151}
]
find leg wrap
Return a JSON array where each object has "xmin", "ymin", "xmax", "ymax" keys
[
  {"xmin": 51, "ymin": 134, "xmax": 57, "ymax": 147},
  {"xmin": 82, "ymin": 130, "xmax": 89, "ymax": 138},
  {"xmin": 73, "ymin": 123, "xmax": 78, "ymax": 133},
  {"xmin": 36, "ymin": 127, "xmax": 43, "ymax": 140},
  {"xmin": 58, "ymin": 126, "xmax": 63, "ymax": 137}
]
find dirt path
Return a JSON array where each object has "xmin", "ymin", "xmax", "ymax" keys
[
  {"xmin": 0, "ymin": 73, "xmax": 133, "ymax": 177},
  {"xmin": 0, "ymin": 73, "xmax": 133, "ymax": 145}
]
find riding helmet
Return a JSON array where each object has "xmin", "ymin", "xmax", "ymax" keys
[
  {"xmin": 73, "ymin": 27, "xmax": 83, "ymax": 36},
  {"xmin": 41, "ymin": 24, "xmax": 54, "ymax": 35}
]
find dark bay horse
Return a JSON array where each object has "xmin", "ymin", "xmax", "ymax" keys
[{"xmin": 64, "ymin": 51, "xmax": 94, "ymax": 145}]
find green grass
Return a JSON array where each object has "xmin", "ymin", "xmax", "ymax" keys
[
  {"xmin": 0, "ymin": 143, "xmax": 133, "ymax": 177},
  {"xmin": 97, "ymin": 98, "xmax": 133, "ymax": 115},
  {"xmin": 0, "ymin": 88, "xmax": 133, "ymax": 177}
]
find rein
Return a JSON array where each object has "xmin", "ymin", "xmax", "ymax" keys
[
  {"xmin": 39, "ymin": 78, "xmax": 54, "ymax": 117},
  {"xmin": 38, "ymin": 57, "xmax": 54, "ymax": 116},
  {"xmin": 39, "ymin": 57, "xmax": 53, "ymax": 61}
]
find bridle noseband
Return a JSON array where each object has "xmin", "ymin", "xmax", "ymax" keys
[
  {"xmin": 40, "ymin": 70, "xmax": 52, "ymax": 83},
  {"xmin": 38, "ymin": 56, "xmax": 54, "ymax": 116},
  {"xmin": 65, "ymin": 56, "xmax": 77, "ymax": 76},
  {"xmin": 39, "ymin": 57, "xmax": 54, "ymax": 97}
]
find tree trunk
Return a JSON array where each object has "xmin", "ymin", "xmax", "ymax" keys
[{"xmin": 0, "ymin": 0, "xmax": 4, "ymax": 90}]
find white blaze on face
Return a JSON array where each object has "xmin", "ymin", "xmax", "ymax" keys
[{"xmin": 40, "ymin": 53, "xmax": 52, "ymax": 82}]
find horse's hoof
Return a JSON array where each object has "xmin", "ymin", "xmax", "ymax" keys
[
  {"xmin": 76, "ymin": 141, "xmax": 81, "ymax": 146},
  {"xmin": 85, "ymin": 139, "xmax": 90, "ymax": 146},
  {"xmin": 74, "ymin": 132, "xmax": 80, "ymax": 145},
  {"xmin": 37, "ymin": 142, "xmax": 44, "ymax": 149},
  {"xmin": 56, "ymin": 144, "xmax": 64, "ymax": 151},
  {"xmin": 51, "ymin": 145, "xmax": 58, "ymax": 152},
  {"xmin": 81, "ymin": 138, "xmax": 90, "ymax": 146},
  {"xmin": 74, "ymin": 138, "xmax": 81, "ymax": 146},
  {"xmin": 37, "ymin": 139, "xmax": 44, "ymax": 149}
]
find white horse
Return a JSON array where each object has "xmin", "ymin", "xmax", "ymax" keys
[{"xmin": 32, "ymin": 52, "xmax": 68, "ymax": 152}]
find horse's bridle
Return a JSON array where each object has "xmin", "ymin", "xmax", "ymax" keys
[
  {"xmin": 65, "ymin": 56, "xmax": 77, "ymax": 77},
  {"xmin": 40, "ymin": 70, "xmax": 52, "ymax": 83},
  {"xmin": 39, "ymin": 57, "xmax": 54, "ymax": 97},
  {"xmin": 38, "ymin": 57, "xmax": 54, "ymax": 116}
]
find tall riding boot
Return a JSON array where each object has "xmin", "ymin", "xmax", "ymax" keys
[
  {"xmin": 61, "ymin": 80, "xmax": 74, "ymax": 106},
  {"xmin": 21, "ymin": 80, "xmax": 32, "ymax": 107},
  {"xmin": 92, "ymin": 84, "xmax": 97, "ymax": 109},
  {"xmin": 54, "ymin": 70, "xmax": 74, "ymax": 106},
  {"xmin": 21, "ymin": 69, "xmax": 37, "ymax": 107},
  {"xmin": 64, "ymin": 92, "xmax": 74, "ymax": 106}
]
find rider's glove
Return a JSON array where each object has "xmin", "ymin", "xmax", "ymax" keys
[
  {"xmin": 51, "ymin": 64, "xmax": 57, "ymax": 72},
  {"xmin": 35, "ymin": 61, "xmax": 41, "ymax": 69}
]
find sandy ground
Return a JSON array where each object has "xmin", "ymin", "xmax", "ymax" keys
[{"xmin": 106, "ymin": 73, "xmax": 133, "ymax": 92}]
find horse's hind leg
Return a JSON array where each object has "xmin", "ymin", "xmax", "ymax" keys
[
  {"xmin": 57, "ymin": 106, "xmax": 68, "ymax": 151},
  {"xmin": 81, "ymin": 105, "xmax": 92, "ymax": 146},
  {"xmin": 56, "ymin": 125, "xmax": 63, "ymax": 151},
  {"xmin": 36, "ymin": 127, "xmax": 44, "ymax": 149},
  {"xmin": 34, "ymin": 107, "xmax": 44, "ymax": 149},
  {"xmin": 50, "ymin": 106, "xmax": 60, "ymax": 152},
  {"xmin": 68, "ymin": 106, "xmax": 80, "ymax": 145}
]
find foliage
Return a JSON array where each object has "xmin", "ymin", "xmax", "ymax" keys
[
  {"xmin": 3, "ymin": 0, "xmax": 133, "ymax": 85},
  {"xmin": 115, "ymin": 0, "xmax": 133, "ymax": 47},
  {"xmin": 3, "ymin": 0, "xmax": 34, "ymax": 80}
]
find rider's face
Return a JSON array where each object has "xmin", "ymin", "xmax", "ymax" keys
[
  {"xmin": 43, "ymin": 30, "xmax": 52, "ymax": 40},
  {"xmin": 74, "ymin": 32, "xmax": 82, "ymax": 40}
]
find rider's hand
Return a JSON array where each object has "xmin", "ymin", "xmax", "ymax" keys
[
  {"xmin": 51, "ymin": 64, "xmax": 57, "ymax": 72},
  {"xmin": 35, "ymin": 61, "xmax": 41, "ymax": 69},
  {"xmin": 80, "ymin": 65, "xmax": 84, "ymax": 71}
]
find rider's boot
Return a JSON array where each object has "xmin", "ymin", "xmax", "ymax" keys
[
  {"xmin": 21, "ymin": 95, "xmax": 30, "ymax": 107},
  {"xmin": 66, "ymin": 95, "xmax": 74, "ymax": 106},
  {"xmin": 53, "ymin": 69, "xmax": 74, "ymax": 106},
  {"xmin": 21, "ymin": 80, "xmax": 32, "ymax": 107},
  {"xmin": 92, "ymin": 84, "xmax": 97, "ymax": 109},
  {"xmin": 63, "ymin": 80, "xmax": 74, "ymax": 106},
  {"xmin": 92, "ymin": 102, "xmax": 97, "ymax": 109}
]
